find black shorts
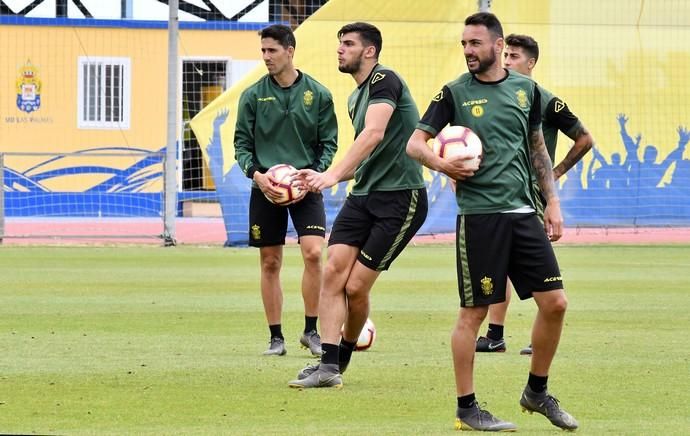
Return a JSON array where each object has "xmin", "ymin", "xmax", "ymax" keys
[
  {"xmin": 329, "ymin": 188, "xmax": 428, "ymax": 272},
  {"xmin": 248, "ymin": 188, "xmax": 326, "ymax": 247},
  {"xmin": 455, "ymin": 213, "xmax": 563, "ymax": 307}
]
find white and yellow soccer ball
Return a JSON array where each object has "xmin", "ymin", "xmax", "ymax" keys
[
  {"xmin": 265, "ymin": 163, "xmax": 300, "ymax": 205},
  {"xmin": 431, "ymin": 125, "xmax": 482, "ymax": 170}
]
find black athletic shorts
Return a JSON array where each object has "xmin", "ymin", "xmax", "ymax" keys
[
  {"xmin": 248, "ymin": 188, "xmax": 326, "ymax": 247},
  {"xmin": 455, "ymin": 213, "xmax": 563, "ymax": 308},
  {"xmin": 328, "ymin": 188, "xmax": 428, "ymax": 271}
]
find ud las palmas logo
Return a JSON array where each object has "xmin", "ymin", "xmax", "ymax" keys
[{"xmin": 16, "ymin": 59, "xmax": 42, "ymax": 113}]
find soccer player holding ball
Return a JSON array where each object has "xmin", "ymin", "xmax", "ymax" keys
[
  {"xmin": 234, "ymin": 24, "xmax": 338, "ymax": 358},
  {"xmin": 288, "ymin": 22, "xmax": 428, "ymax": 389},
  {"xmin": 407, "ymin": 12, "xmax": 578, "ymax": 432}
]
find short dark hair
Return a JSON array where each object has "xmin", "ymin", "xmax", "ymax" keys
[
  {"xmin": 464, "ymin": 12, "xmax": 504, "ymax": 39},
  {"xmin": 260, "ymin": 24, "xmax": 296, "ymax": 50},
  {"xmin": 505, "ymin": 34, "xmax": 540, "ymax": 63},
  {"xmin": 337, "ymin": 22, "xmax": 383, "ymax": 58}
]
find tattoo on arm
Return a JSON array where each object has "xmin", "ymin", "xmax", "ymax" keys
[
  {"xmin": 529, "ymin": 129, "xmax": 558, "ymax": 201},
  {"xmin": 554, "ymin": 125, "xmax": 593, "ymax": 178}
]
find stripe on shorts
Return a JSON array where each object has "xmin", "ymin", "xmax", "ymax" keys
[
  {"xmin": 378, "ymin": 189, "xmax": 419, "ymax": 271},
  {"xmin": 458, "ymin": 215, "xmax": 474, "ymax": 306}
]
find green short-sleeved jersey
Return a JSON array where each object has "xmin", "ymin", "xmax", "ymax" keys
[
  {"xmin": 348, "ymin": 64, "xmax": 424, "ymax": 195},
  {"xmin": 234, "ymin": 71, "xmax": 338, "ymax": 179},
  {"xmin": 417, "ymin": 69, "xmax": 541, "ymax": 214}
]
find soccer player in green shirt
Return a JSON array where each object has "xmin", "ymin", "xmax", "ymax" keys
[
  {"xmin": 407, "ymin": 12, "xmax": 578, "ymax": 432},
  {"xmin": 476, "ymin": 33, "xmax": 595, "ymax": 356},
  {"xmin": 288, "ymin": 22, "xmax": 428, "ymax": 389},
  {"xmin": 234, "ymin": 24, "xmax": 338, "ymax": 358}
]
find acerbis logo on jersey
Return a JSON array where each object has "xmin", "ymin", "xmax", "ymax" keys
[
  {"xmin": 462, "ymin": 98, "xmax": 487, "ymax": 117},
  {"xmin": 432, "ymin": 90, "xmax": 444, "ymax": 101},
  {"xmin": 554, "ymin": 100, "xmax": 566, "ymax": 112},
  {"xmin": 371, "ymin": 72, "xmax": 386, "ymax": 84}
]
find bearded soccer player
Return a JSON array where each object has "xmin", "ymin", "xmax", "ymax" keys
[
  {"xmin": 407, "ymin": 12, "xmax": 578, "ymax": 431},
  {"xmin": 288, "ymin": 22, "xmax": 428, "ymax": 389}
]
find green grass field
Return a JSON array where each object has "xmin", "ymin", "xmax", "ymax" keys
[{"xmin": 1, "ymin": 244, "xmax": 689, "ymax": 435}]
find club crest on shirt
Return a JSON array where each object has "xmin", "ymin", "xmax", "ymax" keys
[
  {"xmin": 371, "ymin": 72, "xmax": 386, "ymax": 84},
  {"xmin": 480, "ymin": 276, "xmax": 494, "ymax": 296},
  {"xmin": 516, "ymin": 89, "xmax": 528, "ymax": 109},
  {"xmin": 303, "ymin": 90, "xmax": 314, "ymax": 107}
]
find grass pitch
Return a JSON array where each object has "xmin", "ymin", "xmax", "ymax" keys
[{"xmin": 0, "ymin": 244, "xmax": 689, "ymax": 435}]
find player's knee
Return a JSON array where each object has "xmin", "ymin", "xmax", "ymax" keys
[
  {"xmin": 301, "ymin": 246, "xmax": 323, "ymax": 267},
  {"xmin": 345, "ymin": 288, "xmax": 369, "ymax": 314},
  {"xmin": 544, "ymin": 293, "xmax": 568, "ymax": 317},
  {"xmin": 261, "ymin": 255, "xmax": 282, "ymax": 275}
]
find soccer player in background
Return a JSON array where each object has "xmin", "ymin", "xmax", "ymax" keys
[
  {"xmin": 234, "ymin": 24, "xmax": 338, "ymax": 357},
  {"xmin": 476, "ymin": 33, "xmax": 595, "ymax": 356},
  {"xmin": 288, "ymin": 22, "xmax": 428, "ymax": 389},
  {"xmin": 407, "ymin": 12, "xmax": 578, "ymax": 431}
]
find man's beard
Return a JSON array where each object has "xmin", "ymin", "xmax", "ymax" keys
[
  {"xmin": 467, "ymin": 50, "xmax": 496, "ymax": 74},
  {"xmin": 339, "ymin": 55, "xmax": 362, "ymax": 74}
]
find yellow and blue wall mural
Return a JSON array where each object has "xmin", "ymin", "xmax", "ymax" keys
[
  {"xmin": 191, "ymin": 0, "xmax": 690, "ymax": 245},
  {"xmin": 0, "ymin": 12, "xmax": 265, "ymax": 216},
  {"xmin": 2, "ymin": 0, "xmax": 689, "ymax": 243}
]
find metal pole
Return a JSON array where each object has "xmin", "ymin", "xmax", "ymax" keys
[
  {"xmin": 0, "ymin": 153, "xmax": 4, "ymax": 244},
  {"xmin": 163, "ymin": 0, "xmax": 179, "ymax": 246},
  {"xmin": 478, "ymin": 0, "xmax": 492, "ymax": 12}
]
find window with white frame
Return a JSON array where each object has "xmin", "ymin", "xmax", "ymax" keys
[{"xmin": 77, "ymin": 57, "xmax": 131, "ymax": 129}]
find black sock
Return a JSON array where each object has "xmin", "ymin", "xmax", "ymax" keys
[
  {"xmin": 304, "ymin": 316, "xmax": 317, "ymax": 333},
  {"xmin": 339, "ymin": 338, "xmax": 357, "ymax": 365},
  {"xmin": 269, "ymin": 324, "xmax": 283, "ymax": 340},
  {"xmin": 486, "ymin": 323, "xmax": 504, "ymax": 341},
  {"xmin": 321, "ymin": 343, "xmax": 339, "ymax": 365},
  {"xmin": 528, "ymin": 372, "xmax": 548, "ymax": 393},
  {"xmin": 457, "ymin": 393, "xmax": 476, "ymax": 409}
]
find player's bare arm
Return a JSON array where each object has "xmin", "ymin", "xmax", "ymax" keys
[
  {"xmin": 406, "ymin": 129, "xmax": 477, "ymax": 181},
  {"xmin": 529, "ymin": 128, "xmax": 563, "ymax": 241},
  {"xmin": 298, "ymin": 102, "xmax": 393, "ymax": 192},
  {"xmin": 553, "ymin": 124, "xmax": 594, "ymax": 180}
]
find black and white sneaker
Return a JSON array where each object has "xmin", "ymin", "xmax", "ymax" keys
[{"xmin": 476, "ymin": 336, "xmax": 506, "ymax": 353}]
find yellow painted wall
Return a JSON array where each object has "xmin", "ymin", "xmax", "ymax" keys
[
  {"xmin": 0, "ymin": 24, "xmax": 260, "ymax": 153},
  {"xmin": 493, "ymin": 0, "xmax": 690, "ymax": 184}
]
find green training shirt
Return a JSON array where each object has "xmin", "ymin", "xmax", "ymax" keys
[
  {"xmin": 417, "ymin": 69, "xmax": 541, "ymax": 214},
  {"xmin": 348, "ymin": 64, "xmax": 424, "ymax": 195},
  {"xmin": 234, "ymin": 71, "xmax": 338, "ymax": 180}
]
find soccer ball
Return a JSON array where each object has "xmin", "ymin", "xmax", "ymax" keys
[
  {"xmin": 265, "ymin": 163, "xmax": 300, "ymax": 205},
  {"xmin": 354, "ymin": 318, "xmax": 376, "ymax": 352},
  {"xmin": 431, "ymin": 125, "xmax": 482, "ymax": 170}
]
